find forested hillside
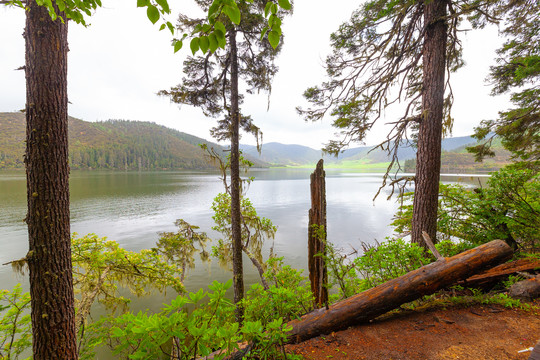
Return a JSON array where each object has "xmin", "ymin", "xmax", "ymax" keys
[
  {"xmin": 0, "ymin": 112, "xmax": 511, "ymax": 172},
  {"xmin": 0, "ymin": 112, "xmax": 265, "ymax": 170}
]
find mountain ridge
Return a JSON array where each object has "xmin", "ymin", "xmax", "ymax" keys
[
  {"xmin": 240, "ymin": 135, "xmax": 480, "ymax": 167},
  {"xmin": 1, "ymin": 112, "xmax": 510, "ymax": 172}
]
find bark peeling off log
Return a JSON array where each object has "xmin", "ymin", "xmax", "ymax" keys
[
  {"xmin": 461, "ymin": 258, "xmax": 540, "ymax": 289},
  {"xmin": 286, "ymin": 240, "xmax": 513, "ymax": 344}
]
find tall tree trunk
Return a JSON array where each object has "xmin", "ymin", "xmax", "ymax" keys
[
  {"xmin": 229, "ymin": 27, "xmax": 244, "ymax": 324},
  {"xmin": 411, "ymin": 0, "xmax": 447, "ymax": 247},
  {"xmin": 24, "ymin": 1, "xmax": 77, "ymax": 358}
]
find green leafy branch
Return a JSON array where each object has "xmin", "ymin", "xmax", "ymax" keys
[
  {"xmin": 261, "ymin": 0, "xmax": 291, "ymax": 48},
  {"xmin": 187, "ymin": 0, "xmax": 292, "ymax": 55}
]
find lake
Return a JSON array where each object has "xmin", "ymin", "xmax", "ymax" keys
[{"xmin": 0, "ymin": 169, "xmax": 486, "ymax": 303}]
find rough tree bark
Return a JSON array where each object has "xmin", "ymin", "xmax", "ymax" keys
[
  {"xmin": 308, "ymin": 159, "xmax": 328, "ymax": 308},
  {"xmin": 286, "ymin": 240, "xmax": 512, "ymax": 344},
  {"xmin": 411, "ymin": 0, "xmax": 448, "ymax": 247},
  {"xmin": 24, "ymin": 0, "xmax": 78, "ymax": 358},
  {"xmin": 229, "ymin": 27, "xmax": 244, "ymax": 324}
]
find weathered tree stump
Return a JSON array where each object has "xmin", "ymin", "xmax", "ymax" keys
[
  {"xmin": 308, "ymin": 159, "xmax": 328, "ymax": 308},
  {"xmin": 286, "ymin": 240, "xmax": 513, "ymax": 344}
]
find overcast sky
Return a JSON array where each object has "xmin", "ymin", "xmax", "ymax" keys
[{"xmin": 0, "ymin": 1, "xmax": 509, "ymax": 149}]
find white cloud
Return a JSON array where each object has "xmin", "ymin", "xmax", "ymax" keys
[{"xmin": 0, "ymin": 1, "xmax": 510, "ymax": 151}]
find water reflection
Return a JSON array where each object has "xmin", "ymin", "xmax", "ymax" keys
[{"xmin": 0, "ymin": 169, "xmax": 487, "ymax": 293}]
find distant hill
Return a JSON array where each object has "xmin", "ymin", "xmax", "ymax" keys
[
  {"xmin": 1, "ymin": 112, "xmax": 510, "ymax": 172},
  {"xmin": 405, "ymin": 139, "xmax": 512, "ymax": 173},
  {"xmin": 240, "ymin": 135, "xmax": 482, "ymax": 168},
  {"xmin": 0, "ymin": 112, "xmax": 268, "ymax": 170},
  {"xmin": 240, "ymin": 143, "xmax": 322, "ymax": 166}
]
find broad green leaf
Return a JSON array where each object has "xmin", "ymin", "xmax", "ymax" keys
[
  {"xmin": 167, "ymin": 21, "xmax": 175, "ymax": 35},
  {"xmin": 174, "ymin": 40, "xmax": 183, "ymax": 53},
  {"xmin": 271, "ymin": 3, "xmax": 278, "ymax": 14},
  {"xmin": 146, "ymin": 5, "xmax": 160, "ymax": 24},
  {"xmin": 208, "ymin": 1, "xmax": 220, "ymax": 19},
  {"xmin": 192, "ymin": 23, "xmax": 203, "ymax": 35},
  {"xmin": 268, "ymin": 29, "xmax": 279, "ymax": 49},
  {"xmin": 214, "ymin": 21, "xmax": 226, "ymax": 34},
  {"xmin": 208, "ymin": 33, "xmax": 218, "ymax": 53},
  {"xmin": 217, "ymin": 32, "xmax": 227, "ymax": 48},
  {"xmin": 199, "ymin": 36, "xmax": 210, "ymax": 54},
  {"xmin": 272, "ymin": 23, "xmax": 282, "ymax": 36},
  {"xmin": 278, "ymin": 0, "xmax": 291, "ymax": 10},
  {"xmin": 155, "ymin": 0, "xmax": 170, "ymax": 14},
  {"xmin": 264, "ymin": 1, "xmax": 272, "ymax": 17},
  {"xmin": 268, "ymin": 14, "xmax": 275, "ymax": 27},
  {"xmin": 202, "ymin": 24, "xmax": 212, "ymax": 33},
  {"xmin": 56, "ymin": 0, "xmax": 65, "ymax": 11},
  {"xmin": 223, "ymin": 4, "xmax": 241, "ymax": 25},
  {"xmin": 260, "ymin": 26, "xmax": 269, "ymax": 41},
  {"xmin": 190, "ymin": 37, "xmax": 200, "ymax": 55},
  {"xmin": 159, "ymin": 23, "xmax": 166, "ymax": 31},
  {"xmin": 213, "ymin": 28, "xmax": 224, "ymax": 38},
  {"xmin": 136, "ymin": 0, "xmax": 149, "ymax": 7}
]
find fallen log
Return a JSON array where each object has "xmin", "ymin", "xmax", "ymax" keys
[
  {"xmin": 460, "ymin": 257, "xmax": 540, "ymax": 290},
  {"xmin": 286, "ymin": 240, "xmax": 513, "ymax": 344}
]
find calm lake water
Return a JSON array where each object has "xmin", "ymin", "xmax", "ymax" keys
[{"xmin": 0, "ymin": 169, "xmax": 486, "ymax": 305}]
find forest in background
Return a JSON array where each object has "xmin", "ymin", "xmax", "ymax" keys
[
  {"xmin": 0, "ymin": 112, "xmax": 257, "ymax": 170},
  {"xmin": 0, "ymin": 112, "xmax": 511, "ymax": 172}
]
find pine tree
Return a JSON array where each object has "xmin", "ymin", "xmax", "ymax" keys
[
  {"xmin": 160, "ymin": 0, "xmax": 289, "ymax": 321},
  {"xmin": 24, "ymin": 1, "xmax": 77, "ymax": 357},
  {"xmin": 298, "ymin": 0, "xmax": 512, "ymax": 247},
  {"xmin": 468, "ymin": 0, "xmax": 539, "ymax": 162}
]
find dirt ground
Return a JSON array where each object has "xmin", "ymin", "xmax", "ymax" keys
[{"xmin": 286, "ymin": 300, "xmax": 540, "ymax": 360}]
